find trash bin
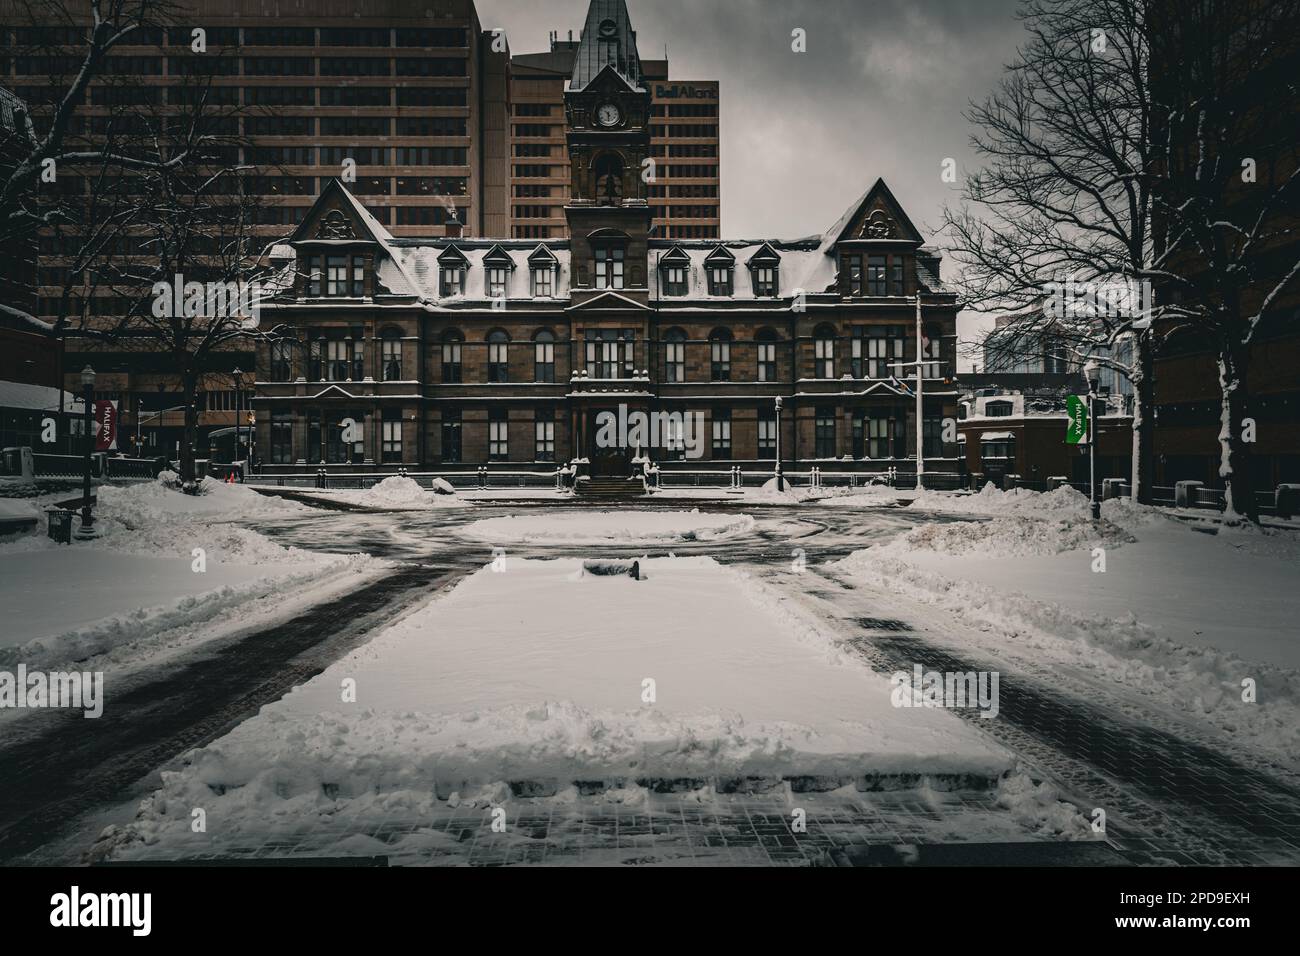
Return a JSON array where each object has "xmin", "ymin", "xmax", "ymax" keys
[{"xmin": 46, "ymin": 509, "xmax": 75, "ymax": 544}]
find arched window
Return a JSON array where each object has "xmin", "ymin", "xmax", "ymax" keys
[
  {"xmin": 814, "ymin": 325, "xmax": 836, "ymax": 378},
  {"xmin": 664, "ymin": 328, "xmax": 686, "ymax": 382},
  {"xmin": 380, "ymin": 328, "xmax": 402, "ymax": 381},
  {"xmin": 441, "ymin": 329, "xmax": 463, "ymax": 383},
  {"xmin": 487, "ymin": 329, "xmax": 510, "ymax": 383},
  {"xmin": 534, "ymin": 329, "xmax": 555, "ymax": 383},
  {"xmin": 756, "ymin": 328, "xmax": 778, "ymax": 382},
  {"xmin": 709, "ymin": 328, "xmax": 731, "ymax": 381}
]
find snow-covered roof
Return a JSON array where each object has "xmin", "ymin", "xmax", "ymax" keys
[
  {"xmin": 269, "ymin": 180, "xmax": 952, "ymax": 310},
  {"xmin": 0, "ymin": 380, "xmax": 79, "ymax": 413}
]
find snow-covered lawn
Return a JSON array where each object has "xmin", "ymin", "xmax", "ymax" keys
[
  {"xmin": 0, "ymin": 475, "xmax": 379, "ymax": 673},
  {"xmin": 100, "ymin": 555, "xmax": 1013, "ymax": 859},
  {"xmin": 461, "ymin": 510, "xmax": 755, "ymax": 545},
  {"xmin": 837, "ymin": 484, "xmax": 1300, "ymax": 768}
]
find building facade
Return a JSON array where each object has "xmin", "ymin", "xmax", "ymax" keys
[{"xmin": 252, "ymin": 2, "xmax": 958, "ymax": 475}]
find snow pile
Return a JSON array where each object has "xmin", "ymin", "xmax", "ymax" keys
[
  {"xmin": 837, "ymin": 489, "xmax": 1300, "ymax": 769},
  {"xmin": 994, "ymin": 772, "xmax": 1093, "ymax": 840},
  {"xmin": 0, "ymin": 497, "xmax": 40, "ymax": 522},
  {"xmin": 758, "ymin": 476, "xmax": 800, "ymax": 499},
  {"xmin": 99, "ymin": 472, "xmax": 304, "ymax": 526},
  {"xmin": 362, "ymin": 475, "xmax": 429, "ymax": 507},
  {"xmin": 101, "ymin": 556, "xmax": 1010, "ymax": 858},
  {"xmin": 285, "ymin": 476, "xmax": 469, "ymax": 511},
  {"xmin": 461, "ymin": 509, "xmax": 755, "ymax": 545}
]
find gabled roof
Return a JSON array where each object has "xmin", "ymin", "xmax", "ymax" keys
[
  {"xmin": 482, "ymin": 243, "xmax": 517, "ymax": 268},
  {"xmin": 569, "ymin": 0, "xmax": 642, "ymax": 91},
  {"xmin": 437, "ymin": 244, "xmax": 469, "ymax": 264},
  {"xmin": 703, "ymin": 244, "xmax": 735, "ymax": 264},
  {"xmin": 746, "ymin": 242, "xmax": 781, "ymax": 265},
  {"xmin": 527, "ymin": 243, "xmax": 559, "ymax": 264},
  {"xmin": 821, "ymin": 177, "xmax": 924, "ymax": 247},
  {"xmin": 659, "ymin": 245, "xmax": 691, "ymax": 263},
  {"xmin": 291, "ymin": 178, "xmax": 392, "ymax": 245}
]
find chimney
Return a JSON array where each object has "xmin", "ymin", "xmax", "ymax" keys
[{"xmin": 444, "ymin": 206, "xmax": 462, "ymax": 239}]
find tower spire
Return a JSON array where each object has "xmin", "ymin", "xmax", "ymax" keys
[{"xmin": 570, "ymin": 0, "xmax": 643, "ymax": 91}]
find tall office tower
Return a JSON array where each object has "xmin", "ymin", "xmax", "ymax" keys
[
  {"xmin": 507, "ymin": 1, "xmax": 721, "ymax": 240},
  {"xmin": 1, "ymin": 0, "xmax": 511, "ymax": 457}
]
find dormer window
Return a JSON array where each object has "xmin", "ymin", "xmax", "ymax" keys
[
  {"xmin": 437, "ymin": 245, "xmax": 468, "ymax": 297},
  {"xmin": 483, "ymin": 245, "xmax": 516, "ymax": 300},
  {"xmin": 306, "ymin": 254, "xmax": 365, "ymax": 297},
  {"xmin": 704, "ymin": 245, "xmax": 735, "ymax": 296},
  {"xmin": 746, "ymin": 245, "xmax": 781, "ymax": 298},
  {"xmin": 532, "ymin": 266, "xmax": 553, "ymax": 297},
  {"xmin": 707, "ymin": 266, "xmax": 732, "ymax": 296},
  {"xmin": 440, "ymin": 265, "xmax": 464, "ymax": 296},
  {"xmin": 985, "ymin": 400, "xmax": 1014, "ymax": 417},
  {"xmin": 663, "ymin": 264, "xmax": 687, "ymax": 296},
  {"xmin": 528, "ymin": 244, "xmax": 558, "ymax": 297}
]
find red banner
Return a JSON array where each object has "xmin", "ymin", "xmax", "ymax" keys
[{"xmin": 94, "ymin": 400, "xmax": 117, "ymax": 452}]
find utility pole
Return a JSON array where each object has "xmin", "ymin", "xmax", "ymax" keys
[{"xmin": 915, "ymin": 290, "xmax": 925, "ymax": 489}]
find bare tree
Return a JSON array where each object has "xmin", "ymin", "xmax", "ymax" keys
[
  {"xmin": 942, "ymin": 0, "xmax": 1162, "ymax": 502},
  {"xmin": 87, "ymin": 80, "xmax": 292, "ymax": 489},
  {"xmin": 947, "ymin": 0, "xmax": 1300, "ymax": 521},
  {"xmin": 0, "ymin": 0, "xmax": 185, "ymax": 331}
]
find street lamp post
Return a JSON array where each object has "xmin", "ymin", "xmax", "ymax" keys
[
  {"xmin": 233, "ymin": 367, "xmax": 242, "ymax": 478},
  {"xmin": 77, "ymin": 365, "xmax": 97, "ymax": 538},
  {"xmin": 1084, "ymin": 359, "xmax": 1101, "ymax": 520},
  {"xmin": 774, "ymin": 396, "xmax": 784, "ymax": 491}
]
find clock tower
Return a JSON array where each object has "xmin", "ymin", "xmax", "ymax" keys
[{"xmin": 564, "ymin": 0, "xmax": 652, "ymax": 302}]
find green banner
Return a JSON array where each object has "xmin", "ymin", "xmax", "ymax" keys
[{"xmin": 1065, "ymin": 394, "xmax": 1088, "ymax": 445}]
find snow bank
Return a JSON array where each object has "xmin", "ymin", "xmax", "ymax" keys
[
  {"xmin": 837, "ymin": 487, "xmax": 1300, "ymax": 768},
  {"xmin": 0, "ymin": 474, "xmax": 376, "ymax": 672},
  {"xmin": 461, "ymin": 509, "xmax": 755, "ymax": 545},
  {"xmin": 288, "ymin": 476, "xmax": 469, "ymax": 511}
]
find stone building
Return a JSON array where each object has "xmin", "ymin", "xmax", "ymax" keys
[{"xmin": 252, "ymin": 0, "xmax": 960, "ymax": 476}]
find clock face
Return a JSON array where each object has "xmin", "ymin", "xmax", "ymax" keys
[{"xmin": 596, "ymin": 103, "xmax": 621, "ymax": 127}]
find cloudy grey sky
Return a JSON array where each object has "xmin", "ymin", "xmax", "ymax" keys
[{"xmin": 477, "ymin": 0, "xmax": 1027, "ymax": 363}]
